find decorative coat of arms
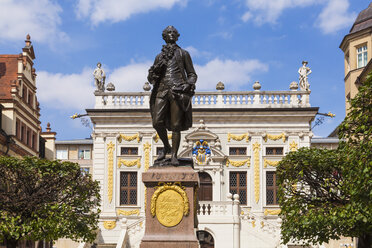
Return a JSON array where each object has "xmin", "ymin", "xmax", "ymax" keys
[{"xmin": 192, "ymin": 140, "xmax": 211, "ymax": 165}]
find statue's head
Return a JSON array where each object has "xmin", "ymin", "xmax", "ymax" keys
[
  {"xmin": 302, "ymin": 61, "xmax": 308, "ymax": 66},
  {"xmin": 97, "ymin": 62, "xmax": 102, "ymax": 67},
  {"xmin": 162, "ymin": 26, "xmax": 180, "ymax": 44}
]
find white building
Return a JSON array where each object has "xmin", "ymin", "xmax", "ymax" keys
[{"xmin": 84, "ymin": 80, "xmax": 320, "ymax": 248}]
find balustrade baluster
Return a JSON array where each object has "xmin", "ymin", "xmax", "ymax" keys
[{"xmin": 262, "ymin": 94, "xmax": 267, "ymax": 104}]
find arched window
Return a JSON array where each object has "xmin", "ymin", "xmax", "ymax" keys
[{"xmin": 198, "ymin": 172, "xmax": 212, "ymax": 201}]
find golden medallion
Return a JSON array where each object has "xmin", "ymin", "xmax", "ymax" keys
[
  {"xmin": 155, "ymin": 189, "xmax": 184, "ymax": 227},
  {"xmin": 151, "ymin": 182, "xmax": 189, "ymax": 227}
]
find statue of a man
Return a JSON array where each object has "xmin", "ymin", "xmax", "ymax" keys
[
  {"xmin": 298, "ymin": 61, "xmax": 311, "ymax": 91},
  {"xmin": 148, "ymin": 26, "xmax": 197, "ymax": 166},
  {"xmin": 93, "ymin": 62, "xmax": 106, "ymax": 92}
]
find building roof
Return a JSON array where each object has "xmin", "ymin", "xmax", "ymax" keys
[
  {"xmin": 55, "ymin": 138, "xmax": 93, "ymax": 145},
  {"xmin": 349, "ymin": 3, "xmax": 372, "ymax": 34}
]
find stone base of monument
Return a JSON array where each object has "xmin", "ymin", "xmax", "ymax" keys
[{"xmin": 140, "ymin": 165, "xmax": 199, "ymax": 248}]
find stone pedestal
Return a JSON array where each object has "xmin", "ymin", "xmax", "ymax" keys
[{"xmin": 140, "ymin": 166, "xmax": 199, "ymax": 248}]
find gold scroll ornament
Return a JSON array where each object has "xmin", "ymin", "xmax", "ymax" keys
[
  {"xmin": 143, "ymin": 142, "xmax": 151, "ymax": 172},
  {"xmin": 289, "ymin": 140, "xmax": 298, "ymax": 151},
  {"xmin": 143, "ymin": 143, "xmax": 151, "ymax": 211},
  {"xmin": 253, "ymin": 142, "xmax": 261, "ymax": 203},
  {"xmin": 117, "ymin": 158, "xmax": 141, "ymax": 168},
  {"xmin": 107, "ymin": 142, "xmax": 115, "ymax": 203},
  {"xmin": 151, "ymin": 183, "xmax": 189, "ymax": 227},
  {"xmin": 226, "ymin": 158, "xmax": 251, "ymax": 167},
  {"xmin": 118, "ymin": 133, "xmax": 141, "ymax": 143},
  {"xmin": 227, "ymin": 132, "xmax": 249, "ymax": 142},
  {"xmin": 264, "ymin": 132, "xmax": 286, "ymax": 142},
  {"xmin": 263, "ymin": 159, "xmax": 280, "ymax": 168},
  {"xmin": 103, "ymin": 221, "xmax": 116, "ymax": 230}
]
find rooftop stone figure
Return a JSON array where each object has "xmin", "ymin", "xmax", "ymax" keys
[
  {"xmin": 93, "ymin": 62, "xmax": 106, "ymax": 92},
  {"xmin": 298, "ymin": 61, "xmax": 312, "ymax": 91}
]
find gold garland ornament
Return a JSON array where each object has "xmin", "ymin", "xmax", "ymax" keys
[
  {"xmin": 289, "ymin": 140, "xmax": 298, "ymax": 151},
  {"xmin": 264, "ymin": 159, "xmax": 280, "ymax": 168},
  {"xmin": 153, "ymin": 133, "xmax": 172, "ymax": 143},
  {"xmin": 227, "ymin": 132, "xmax": 249, "ymax": 142},
  {"xmin": 117, "ymin": 209, "xmax": 140, "ymax": 216},
  {"xmin": 264, "ymin": 132, "xmax": 286, "ymax": 142},
  {"xmin": 118, "ymin": 133, "xmax": 141, "ymax": 143},
  {"xmin": 253, "ymin": 142, "xmax": 261, "ymax": 203},
  {"xmin": 151, "ymin": 182, "xmax": 189, "ymax": 227},
  {"xmin": 143, "ymin": 142, "xmax": 151, "ymax": 172},
  {"xmin": 264, "ymin": 209, "xmax": 281, "ymax": 216},
  {"xmin": 103, "ymin": 221, "xmax": 116, "ymax": 230},
  {"xmin": 117, "ymin": 158, "xmax": 141, "ymax": 168},
  {"xmin": 226, "ymin": 158, "xmax": 251, "ymax": 167},
  {"xmin": 107, "ymin": 142, "xmax": 115, "ymax": 204}
]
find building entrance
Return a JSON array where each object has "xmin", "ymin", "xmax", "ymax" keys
[{"xmin": 197, "ymin": 230, "xmax": 214, "ymax": 248}]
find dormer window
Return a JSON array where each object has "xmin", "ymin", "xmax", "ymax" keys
[{"xmin": 357, "ymin": 45, "xmax": 368, "ymax": 68}]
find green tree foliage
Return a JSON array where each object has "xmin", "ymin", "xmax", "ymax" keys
[
  {"xmin": 0, "ymin": 156, "xmax": 101, "ymax": 248},
  {"xmin": 277, "ymin": 74, "xmax": 372, "ymax": 247}
]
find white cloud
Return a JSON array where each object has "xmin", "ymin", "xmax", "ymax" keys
[
  {"xmin": 195, "ymin": 58, "xmax": 268, "ymax": 91},
  {"xmin": 107, "ymin": 62, "xmax": 152, "ymax": 92},
  {"xmin": 184, "ymin": 46, "xmax": 212, "ymax": 59},
  {"xmin": 37, "ymin": 62, "xmax": 151, "ymax": 110},
  {"xmin": 37, "ymin": 68, "xmax": 95, "ymax": 110},
  {"xmin": 76, "ymin": 0, "xmax": 186, "ymax": 25},
  {"xmin": 0, "ymin": 0, "xmax": 67, "ymax": 43},
  {"xmin": 241, "ymin": 12, "xmax": 252, "ymax": 22},
  {"xmin": 241, "ymin": 0, "xmax": 355, "ymax": 33},
  {"xmin": 241, "ymin": 0, "xmax": 318, "ymax": 25},
  {"xmin": 316, "ymin": 0, "xmax": 357, "ymax": 34},
  {"xmin": 37, "ymin": 58, "xmax": 268, "ymax": 110}
]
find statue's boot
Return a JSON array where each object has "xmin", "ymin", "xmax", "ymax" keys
[
  {"xmin": 155, "ymin": 127, "xmax": 171, "ymax": 161},
  {"xmin": 156, "ymin": 145, "xmax": 171, "ymax": 161},
  {"xmin": 171, "ymin": 131, "xmax": 180, "ymax": 166},
  {"xmin": 170, "ymin": 153, "xmax": 179, "ymax": 166}
]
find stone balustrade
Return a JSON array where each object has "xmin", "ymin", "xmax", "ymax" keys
[
  {"xmin": 197, "ymin": 201, "xmax": 233, "ymax": 216},
  {"xmin": 94, "ymin": 90, "xmax": 310, "ymax": 109}
]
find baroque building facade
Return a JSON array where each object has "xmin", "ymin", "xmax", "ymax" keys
[
  {"xmin": 0, "ymin": 36, "xmax": 56, "ymax": 248},
  {"xmin": 84, "ymin": 81, "xmax": 319, "ymax": 248},
  {"xmin": 0, "ymin": 35, "xmax": 56, "ymax": 159}
]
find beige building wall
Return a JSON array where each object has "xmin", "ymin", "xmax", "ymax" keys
[
  {"xmin": 340, "ymin": 3, "xmax": 372, "ymax": 113},
  {"xmin": 55, "ymin": 140, "xmax": 93, "ymax": 174},
  {"xmin": 341, "ymin": 30, "xmax": 372, "ymax": 111}
]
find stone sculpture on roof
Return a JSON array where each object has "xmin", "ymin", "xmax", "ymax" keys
[
  {"xmin": 298, "ymin": 61, "xmax": 311, "ymax": 91},
  {"xmin": 93, "ymin": 62, "xmax": 106, "ymax": 92}
]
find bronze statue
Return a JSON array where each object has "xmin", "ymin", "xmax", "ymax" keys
[{"xmin": 148, "ymin": 26, "xmax": 197, "ymax": 166}]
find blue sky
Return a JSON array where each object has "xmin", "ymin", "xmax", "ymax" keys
[{"xmin": 0, "ymin": 0, "xmax": 368, "ymax": 140}]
